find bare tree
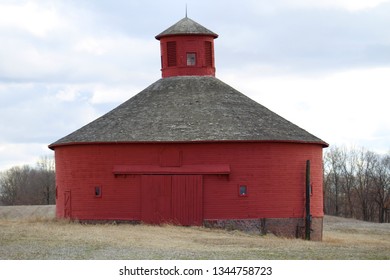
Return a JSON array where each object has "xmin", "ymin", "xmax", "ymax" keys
[
  {"xmin": 0, "ymin": 165, "xmax": 33, "ymax": 205},
  {"xmin": 0, "ymin": 156, "xmax": 55, "ymax": 205},
  {"xmin": 354, "ymin": 148, "xmax": 377, "ymax": 221},
  {"xmin": 324, "ymin": 146, "xmax": 344, "ymax": 216},
  {"xmin": 35, "ymin": 156, "xmax": 56, "ymax": 204},
  {"xmin": 323, "ymin": 146, "xmax": 390, "ymax": 223},
  {"xmin": 371, "ymin": 153, "xmax": 390, "ymax": 223},
  {"xmin": 340, "ymin": 147, "xmax": 357, "ymax": 218}
]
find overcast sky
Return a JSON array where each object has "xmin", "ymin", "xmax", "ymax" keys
[{"xmin": 1, "ymin": 0, "xmax": 390, "ymax": 170}]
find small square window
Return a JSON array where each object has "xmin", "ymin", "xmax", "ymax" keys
[
  {"xmin": 187, "ymin": 53, "xmax": 196, "ymax": 66},
  {"xmin": 95, "ymin": 186, "xmax": 102, "ymax": 198},
  {"xmin": 239, "ymin": 185, "xmax": 247, "ymax": 197}
]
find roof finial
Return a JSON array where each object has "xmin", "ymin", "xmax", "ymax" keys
[{"xmin": 185, "ymin": 4, "xmax": 188, "ymax": 18}]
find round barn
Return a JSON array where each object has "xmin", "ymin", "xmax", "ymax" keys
[{"xmin": 49, "ymin": 17, "xmax": 328, "ymax": 240}]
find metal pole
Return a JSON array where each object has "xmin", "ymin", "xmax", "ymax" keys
[{"xmin": 305, "ymin": 160, "xmax": 311, "ymax": 240}]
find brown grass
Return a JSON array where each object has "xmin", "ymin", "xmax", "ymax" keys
[{"xmin": 0, "ymin": 206, "xmax": 389, "ymax": 259}]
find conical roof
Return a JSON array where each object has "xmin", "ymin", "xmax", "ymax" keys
[
  {"xmin": 155, "ymin": 17, "xmax": 218, "ymax": 39},
  {"xmin": 49, "ymin": 76, "xmax": 327, "ymax": 148}
]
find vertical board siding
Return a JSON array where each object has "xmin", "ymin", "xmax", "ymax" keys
[
  {"xmin": 141, "ymin": 175, "xmax": 172, "ymax": 224},
  {"xmin": 172, "ymin": 175, "xmax": 203, "ymax": 226},
  {"xmin": 141, "ymin": 175, "xmax": 203, "ymax": 226},
  {"xmin": 55, "ymin": 142, "xmax": 324, "ymax": 222}
]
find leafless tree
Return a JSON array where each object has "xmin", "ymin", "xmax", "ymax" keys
[
  {"xmin": 323, "ymin": 146, "xmax": 390, "ymax": 223},
  {"xmin": 340, "ymin": 147, "xmax": 357, "ymax": 218},
  {"xmin": 0, "ymin": 156, "xmax": 55, "ymax": 205},
  {"xmin": 35, "ymin": 156, "xmax": 56, "ymax": 204},
  {"xmin": 324, "ymin": 146, "xmax": 345, "ymax": 216},
  {"xmin": 354, "ymin": 148, "xmax": 377, "ymax": 221},
  {"xmin": 0, "ymin": 165, "xmax": 33, "ymax": 205},
  {"xmin": 370, "ymin": 153, "xmax": 390, "ymax": 223}
]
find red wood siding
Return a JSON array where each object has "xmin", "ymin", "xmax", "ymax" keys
[
  {"xmin": 204, "ymin": 41, "xmax": 213, "ymax": 67},
  {"xmin": 54, "ymin": 142, "xmax": 324, "ymax": 222},
  {"xmin": 141, "ymin": 175, "xmax": 172, "ymax": 224},
  {"xmin": 159, "ymin": 35, "xmax": 216, "ymax": 77},
  {"xmin": 140, "ymin": 175, "xmax": 203, "ymax": 225},
  {"xmin": 172, "ymin": 175, "xmax": 203, "ymax": 226},
  {"xmin": 112, "ymin": 164, "xmax": 230, "ymax": 175},
  {"xmin": 64, "ymin": 191, "xmax": 71, "ymax": 218},
  {"xmin": 166, "ymin": 41, "xmax": 177, "ymax": 67}
]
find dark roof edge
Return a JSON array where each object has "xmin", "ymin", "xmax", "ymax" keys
[
  {"xmin": 155, "ymin": 33, "xmax": 219, "ymax": 40},
  {"xmin": 49, "ymin": 139, "xmax": 329, "ymax": 150}
]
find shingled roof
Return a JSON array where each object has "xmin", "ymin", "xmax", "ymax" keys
[
  {"xmin": 155, "ymin": 17, "xmax": 218, "ymax": 39},
  {"xmin": 49, "ymin": 76, "xmax": 327, "ymax": 148}
]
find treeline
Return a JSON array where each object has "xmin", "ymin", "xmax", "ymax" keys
[
  {"xmin": 324, "ymin": 146, "xmax": 390, "ymax": 223},
  {"xmin": 0, "ymin": 156, "xmax": 55, "ymax": 206}
]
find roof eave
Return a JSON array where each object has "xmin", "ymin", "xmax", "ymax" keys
[
  {"xmin": 48, "ymin": 139, "xmax": 329, "ymax": 150},
  {"xmin": 155, "ymin": 32, "xmax": 218, "ymax": 40}
]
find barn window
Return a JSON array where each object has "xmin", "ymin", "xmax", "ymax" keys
[
  {"xmin": 187, "ymin": 53, "xmax": 196, "ymax": 66},
  {"xmin": 167, "ymin": 41, "xmax": 177, "ymax": 67},
  {"xmin": 239, "ymin": 185, "xmax": 247, "ymax": 197},
  {"xmin": 94, "ymin": 186, "xmax": 102, "ymax": 198}
]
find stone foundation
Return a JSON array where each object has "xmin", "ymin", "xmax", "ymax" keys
[
  {"xmin": 74, "ymin": 217, "xmax": 323, "ymax": 241},
  {"xmin": 204, "ymin": 217, "xmax": 323, "ymax": 241}
]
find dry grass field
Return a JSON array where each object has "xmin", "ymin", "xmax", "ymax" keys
[{"xmin": 0, "ymin": 205, "xmax": 389, "ymax": 260}]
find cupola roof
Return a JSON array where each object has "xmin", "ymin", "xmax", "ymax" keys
[{"xmin": 155, "ymin": 17, "xmax": 218, "ymax": 39}]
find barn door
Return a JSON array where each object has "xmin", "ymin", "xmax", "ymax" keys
[
  {"xmin": 172, "ymin": 175, "xmax": 203, "ymax": 226},
  {"xmin": 141, "ymin": 175, "xmax": 203, "ymax": 226},
  {"xmin": 64, "ymin": 191, "xmax": 71, "ymax": 218},
  {"xmin": 141, "ymin": 176, "xmax": 172, "ymax": 224}
]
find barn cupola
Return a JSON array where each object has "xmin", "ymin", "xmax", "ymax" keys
[{"xmin": 156, "ymin": 16, "xmax": 218, "ymax": 78}]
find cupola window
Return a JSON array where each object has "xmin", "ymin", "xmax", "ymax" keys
[
  {"xmin": 205, "ymin": 41, "xmax": 212, "ymax": 67},
  {"xmin": 167, "ymin": 41, "xmax": 177, "ymax": 67},
  {"xmin": 187, "ymin": 53, "xmax": 196, "ymax": 66}
]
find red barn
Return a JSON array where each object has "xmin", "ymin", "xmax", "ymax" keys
[{"xmin": 49, "ymin": 17, "xmax": 328, "ymax": 240}]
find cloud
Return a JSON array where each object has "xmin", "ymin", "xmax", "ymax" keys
[
  {"xmin": 220, "ymin": 67, "xmax": 390, "ymax": 152},
  {"xmin": 303, "ymin": 0, "xmax": 390, "ymax": 11},
  {"xmin": 89, "ymin": 84, "xmax": 143, "ymax": 105},
  {"xmin": 0, "ymin": 0, "xmax": 160, "ymax": 84},
  {"xmin": 216, "ymin": 1, "xmax": 390, "ymax": 76},
  {"xmin": 0, "ymin": 30, "xmax": 158, "ymax": 85},
  {"xmin": 0, "ymin": 83, "xmax": 101, "ymax": 143},
  {"xmin": 0, "ymin": 142, "xmax": 52, "ymax": 170},
  {"xmin": 69, "ymin": 35, "xmax": 159, "ymax": 83},
  {"xmin": 248, "ymin": 0, "xmax": 390, "ymax": 13},
  {"xmin": 0, "ymin": 1, "xmax": 64, "ymax": 37},
  {"xmin": 1, "ymin": 0, "xmax": 390, "ymax": 171}
]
